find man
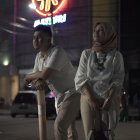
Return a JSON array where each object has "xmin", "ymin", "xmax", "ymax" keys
[{"xmin": 25, "ymin": 25, "xmax": 80, "ymax": 140}]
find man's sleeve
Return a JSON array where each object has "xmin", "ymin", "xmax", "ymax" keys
[
  {"xmin": 33, "ymin": 55, "xmax": 39, "ymax": 73},
  {"xmin": 45, "ymin": 47, "xmax": 68, "ymax": 71}
]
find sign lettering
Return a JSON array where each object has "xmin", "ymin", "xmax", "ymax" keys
[{"xmin": 33, "ymin": 14, "xmax": 67, "ymax": 27}]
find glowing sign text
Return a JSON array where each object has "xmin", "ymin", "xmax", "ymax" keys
[
  {"xmin": 32, "ymin": 0, "xmax": 67, "ymax": 17},
  {"xmin": 37, "ymin": 0, "xmax": 58, "ymax": 11},
  {"xmin": 33, "ymin": 14, "xmax": 67, "ymax": 27}
]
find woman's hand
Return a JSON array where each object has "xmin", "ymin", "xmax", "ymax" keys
[
  {"xmin": 101, "ymin": 98, "xmax": 111, "ymax": 110},
  {"xmin": 88, "ymin": 98, "xmax": 100, "ymax": 111}
]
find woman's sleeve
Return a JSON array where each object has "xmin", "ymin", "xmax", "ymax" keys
[
  {"xmin": 111, "ymin": 51, "xmax": 125, "ymax": 89},
  {"xmin": 74, "ymin": 50, "xmax": 89, "ymax": 91}
]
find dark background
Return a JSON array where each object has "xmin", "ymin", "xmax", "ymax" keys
[
  {"xmin": 0, "ymin": 0, "xmax": 140, "ymax": 104},
  {"xmin": 120, "ymin": 0, "xmax": 140, "ymax": 103}
]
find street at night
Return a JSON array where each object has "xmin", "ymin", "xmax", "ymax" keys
[
  {"xmin": 1, "ymin": 0, "xmax": 140, "ymax": 140},
  {"xmin": 0, "ymin": 114, "xmax": 140, "ymax": 140}
]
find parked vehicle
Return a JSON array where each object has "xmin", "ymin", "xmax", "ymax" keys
[
  {"xmin": 45, "ymin": 91, "xmax": 56, "ymax": 119},
  {"xmin": 10, "ymin": 90, "xmax": 56, "ymax": 118}
]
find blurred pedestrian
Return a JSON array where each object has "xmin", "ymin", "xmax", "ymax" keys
[
  {"xmin": 119, "ymin": 90, "xmax": 129, "ymax": 122},
  {"xmin": 133, "ymin": 93, "xmax": 140, "ymax": 109},
  {"xmin": 133, "ymin": 93, "xmax": 140, "ymax": 119},
  {"xmin": 75, "ymin": 22, "xmax": 125, "ymax": 140},
  {"xmin": 24, "ymin": 25, "xmax": 80, "ymax": 140}
]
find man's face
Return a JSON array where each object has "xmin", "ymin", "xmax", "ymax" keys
[{"xmin": 33, "ymin": 31, "xmax": 51, "ymax": 51}]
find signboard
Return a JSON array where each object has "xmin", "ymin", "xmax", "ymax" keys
[
  {"xmin": 33, "ymin": 14, "xmax": 67, "ymax": 27},
  {"xmin": 32, "ymin": 0, "xmax": 67, "ymax": 17}
]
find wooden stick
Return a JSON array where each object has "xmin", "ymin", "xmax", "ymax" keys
[{"xmin": 37, "ymin": 90, "xmax": 47, "ymax": 140}]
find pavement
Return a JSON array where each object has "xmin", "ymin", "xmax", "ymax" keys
[
  {"xmin": 1, "ymin": 108, "xmax": 140, "ymax": 140},
  {"xmin": 0, "ymin": 107, "xmax": 11, "ymax": 115}
]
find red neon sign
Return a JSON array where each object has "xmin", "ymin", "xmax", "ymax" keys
[{"xmin": 32, "ymin": 0, "xmax": 67, "ymax": 17}]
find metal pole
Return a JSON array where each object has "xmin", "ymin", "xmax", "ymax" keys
[
  {"xmin": 37, "ymin": 90, "xmax": 47, "ymax": 140},
  {"xmin": 89, "ymin": 0, "xmax": 93, "ymax": 48},
  {"xmin": 50, "ymin": 7, "xmax": 54, "ymax": 43}
]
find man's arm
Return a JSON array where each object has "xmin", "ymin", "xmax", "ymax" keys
[{"xmin": 24, "ymin": 68, "xmax": 57, "ymax": 84}]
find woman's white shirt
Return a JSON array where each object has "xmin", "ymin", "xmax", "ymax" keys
[{"xmin": 75, "ymin": 49, "xmax": 125, "ymax": 99}]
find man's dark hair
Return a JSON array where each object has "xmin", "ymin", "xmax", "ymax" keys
[{"xmin": 34, "ymin": 25, "xmax": 52, "ymax": 38}]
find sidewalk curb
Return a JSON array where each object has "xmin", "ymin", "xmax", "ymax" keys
[{"xmin": 0, "ymin": 109, "xmax": 10, "ymax": 116}]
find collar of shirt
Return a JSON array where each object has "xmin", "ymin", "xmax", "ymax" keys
[{"xmin": 38, "ymin": 45, "xmax": 54, "ymax": 60}]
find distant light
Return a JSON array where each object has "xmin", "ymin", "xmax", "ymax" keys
[
  {"xmin": 3, "ymin": 59, "xmax": 9, "ymax": 66},
  {"xmin": 50, "ymin": 91, "xmax": 55, "ymax": 97},
  {"xmin": 29, "ymin": 3, "xmax": 36, "ymax": 9},
  {"xmin": 18, "ymin": 17, "xmax": 28, "ymax": 21},
  {"xmin": 27, "ymin": 83, "xmax": 32, "ymax": 88},
  {"xmin": 10, "ymin": 22, "xmax": 33, "ymax": 30}
]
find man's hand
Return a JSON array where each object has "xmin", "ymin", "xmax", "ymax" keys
[
  {"xmin": 24, "ymin": 75, "xmax": 32, "ymax": 85},
  {"xmin": 32, "ymin": 79, "xmax": 47, "ymax": 90}
]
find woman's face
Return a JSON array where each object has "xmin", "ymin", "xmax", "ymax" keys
[{"xmin": 93, "ymin": 24, "xmax": 105, "ymax": 43}]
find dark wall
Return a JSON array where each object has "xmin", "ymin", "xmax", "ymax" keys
[
  {"xmin": 15, "ymin": 0, "xmax": 91, "ymax": 68},
  {"xmin": 120, "ymin": 0, "xmax": 140, "ymax": 102},
  {"xmin": 120, "ymin": 0, "xmax": 140, "ymax": 57},
  {"xmin": 0, "ymin": 0, "xmax": 14, "ymax": 66}
]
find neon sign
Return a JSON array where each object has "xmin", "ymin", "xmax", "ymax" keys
[
  {"xmin": 33, "ymin": 14, "xmax": 67, "ymax": 27},
  {"xmin": 32, "ymin": 0, "xmax": 67, "ymax": 17}
]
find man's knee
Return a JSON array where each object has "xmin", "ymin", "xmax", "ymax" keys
[{"xmin": 54, "ymin": 119, "xmax": 67, "ymax": 132}]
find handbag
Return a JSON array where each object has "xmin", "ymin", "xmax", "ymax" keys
[
  {"xmin": 87, "ymin": 111, "xmax": 109, "ymax": 140},
  {"xmin": 87, "ymin": 129, "xmax": 108, "ymax": 140}
]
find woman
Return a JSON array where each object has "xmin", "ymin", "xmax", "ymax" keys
[{"xmin": 75, "ymin": 22, "xmax": 125, "ymax": 140}]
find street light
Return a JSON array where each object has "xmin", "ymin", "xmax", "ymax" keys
[
  {"xmin": 28, "ymin": 3, "xmax": 36, "ymax": 9},
  {"xmin": 3, "ymin": 58, "xmax": 9, "ymax": 66}
]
